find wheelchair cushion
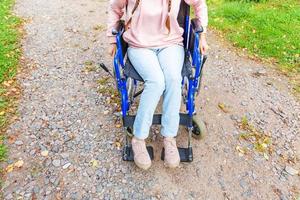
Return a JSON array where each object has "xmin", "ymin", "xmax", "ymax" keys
[
  {"xmin": 124, "ymin": 59, "xmax": 144, "ymax": 81},
  {"xmin": 124, "ymin": 54, "xmax": 193, "ymax": 82}
]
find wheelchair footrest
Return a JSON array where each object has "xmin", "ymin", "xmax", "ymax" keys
[
  {"xmin": 161, "ymin": 147, "xmax": 193, "ymax": 162},
  {"xmin": 122, "ymin": 145, "xmax": 154, "ymax": 161}
]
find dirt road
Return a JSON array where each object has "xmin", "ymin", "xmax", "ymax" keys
[{"xmin": 2, "ymin": 0, "xmax": 300, "ymax": 199}]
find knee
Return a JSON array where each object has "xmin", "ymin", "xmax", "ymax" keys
[
  {"xmin": 146, "ymin": 75, "xmax": 165, "ymax": 93},
  {"xmin": 165, "ymin": 73, "xmax": 182, "ymax": 86}
]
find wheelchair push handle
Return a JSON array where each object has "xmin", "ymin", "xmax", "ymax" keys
[
  {"xmin": 191, "ymin": 18, "xmax": 204, "ymax": 34},
  {"xmin": 112, "ymin": 20, "xmax": 126, "ymax": 35}
]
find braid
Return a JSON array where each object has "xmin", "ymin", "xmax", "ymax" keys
[{"xmin": 165, "ymin": 0, "xmax": 172, "ymax": 34}]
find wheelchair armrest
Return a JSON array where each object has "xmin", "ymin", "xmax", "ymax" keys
[
  {"xmin": 191, "ymin": 18, "xmax": 203, "ymax": 33},
  {"xmin": 112, "ymin": 20, "xmax": 125, "ymax": 35}
]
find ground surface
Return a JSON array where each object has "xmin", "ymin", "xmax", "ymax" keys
[{"xmin": 2, "ymin": 0, "xmax": 300, "ymax": 199}]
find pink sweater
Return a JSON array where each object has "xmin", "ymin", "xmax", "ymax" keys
[{"xmin": 107, "ymin": 0, "xmax": 208, "ymax": 48}]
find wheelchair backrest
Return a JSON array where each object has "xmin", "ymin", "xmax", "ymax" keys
[{"xmin": 177, "ymin": 0, "xmax": 190, "ymax": 29}]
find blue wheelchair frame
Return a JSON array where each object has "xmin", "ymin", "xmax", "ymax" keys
[
  {"xmin": 107, "ymin": 3, "xmax": 207, "ymax": 162},
  {"xmin": 113, "ymin": 16, "xmax": 204, "ymax": 123}
]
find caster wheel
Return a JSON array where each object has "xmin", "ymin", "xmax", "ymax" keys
[{"xmin": 192, "ymin": 116, "xmax": 207, "ymax": 140}]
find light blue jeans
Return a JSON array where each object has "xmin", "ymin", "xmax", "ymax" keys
[{"xmin": 127, "ymin": 44, "xmax": 185, "ymax": 140}]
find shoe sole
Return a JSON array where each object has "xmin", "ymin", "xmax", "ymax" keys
[
  {"xmin": 164, "ymin": 161, "xmax": 180, "ymax": 168},
  {"xmin": 134, "ymin": 160, "xmax": 151, "ymax": 170}
]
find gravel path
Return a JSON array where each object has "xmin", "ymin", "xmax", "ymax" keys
[{"xmin": 2, "ymin": 0, "xmax": 300, "ymax": 199}]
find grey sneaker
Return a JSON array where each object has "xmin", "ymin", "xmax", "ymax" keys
[
  {"xmin": 163, "ymin": 137, "xmax": 180, "ymax": 168},
  {"xmin": 132, "ymin": 137, "xmax": 151, "ymax": 170}
]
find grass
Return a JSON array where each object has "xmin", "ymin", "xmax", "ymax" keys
[
  {"xmin": 207, "ymin": 0, "xmax": 300, "ymax": 93},
  {"xmin": 0, "ymin": 0, "xmax": 22, "ymax": 162}
]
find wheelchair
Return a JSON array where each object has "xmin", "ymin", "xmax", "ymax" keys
[{"xmin": 100, "ymin": 0, "xmax": 207, "ymax": 162}]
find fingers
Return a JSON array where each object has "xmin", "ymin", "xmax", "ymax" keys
[
  {"xmin": 108, "ymin": 45, "xmax": 116, "ymax": 57},
  {"xmin": 201, "ymin": 46, "xmax": 206, "ymax": 55}
]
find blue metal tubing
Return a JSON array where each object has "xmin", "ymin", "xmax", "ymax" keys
[
  {"xmin": 114, "ymin": 32, "xmax": 129, "ymax": 117},
  {"xmin": 183, "ymin": 15, "xmax": 190, "ymax": 48},
  {"xmin": 113, "ymin": 16, "xmax": 204, "ymax": 122},
  {"xmin": 186, "ymin": 30, "xmax": 203, "ymax": 120}
]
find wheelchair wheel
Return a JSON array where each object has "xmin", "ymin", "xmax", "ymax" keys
[{"xmin": 192, "ymin": 115, "xmax": 207, "ymax": 140}]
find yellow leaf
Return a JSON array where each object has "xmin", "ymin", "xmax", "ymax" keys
[
  {"xmin": 0, "ymin": 111, "xmax": 5, "ymax": 116},
  {"xmin": 115, "ymin": 141, "xmax": 121, "ymax": 150},
  {"xmin": 115, "ymin": 124, "xmax": 122, "ymax": 128},
  {"xmin": 6, "ymin": 164, "xmax": 14, "ymax": 172},
  {"xmin": 261, "ymin": 143, "xmax": 268, "ymax": 149},
  {"xmin": 14, "ymin": 160, "xmax": 24, "ymax": 168},
  {"xmin": 263, "ymin": 153, "xmax": 269, "ymax": 160},
  {"xmin": 236, "ymin": 146, "xmax": 245, "ymax": 154},
  {"xmin": 90, "ymin": 159, "xmax": 98, "ymax": 168},
  {"xmin": 218, "ymin": 103, "xmax": 229, "ymax": 113}
]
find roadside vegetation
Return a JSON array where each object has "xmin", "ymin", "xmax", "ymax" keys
[
  {"xmin": 207, "ymin": 0, "xmax": 300, "ymax": 94},
  {"xmin": 0, "ymin": 0, "xmax": 22, "ymax": 165}
]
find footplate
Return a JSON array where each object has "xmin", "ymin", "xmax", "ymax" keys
[
  {"xmin": 122, "ymin": 146, "xmax": 154, "ymax": 161},
  {"xmin": 161, "ymin": 147, "xmax": 193, "ymax": 162}
]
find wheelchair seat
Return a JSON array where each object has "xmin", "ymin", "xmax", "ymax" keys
[{"xmin": 124, "ymin": 53, "xmax": 193, "ymax": 82}]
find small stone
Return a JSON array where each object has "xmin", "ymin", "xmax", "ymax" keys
[
  {"xmin": 239, "ymin": 179, "xmax": 247, "ymax": 189},
  {"xmin": 257, "ymin": 69, "xmax": 267, "ymax": 76},
  {"xmin": 285, "ymin": 166, "xmax": 299, "ymax": 176},
  {"xmin": 15, "ymin": 140, "xmax": 23, "ymax": 145},
  {"xmin": 230, "ymin": 115, "xmax": 238, "ymax": 121},
  {"xmin": 61, "ymin": 153, "xmax": 69, "ymax": 159},
  {"xmin": 241, "ymin": 101, "xmax": 248, "ymax": 106},
  {"xmin": 63, "ymin": 163, "xmax": 71, "ymax": 169},
  {"xmin": 29, "ymin": 149, "xmax": 36, "ymax": 156},
  {"xmin": 91, "ymin": 186, "xmax": 96, "ymax": 194},
  {"xmin": 52, "ymin": 159, "xmax": 61, "ymax": 167},
  {"xmin": 33, "ymin": 186, "xmax": 40, "ymax": 193},
  {"xmin": 242, "ymin": 189, "xmax": 253, "ymax": 198},
  {"xmin": 41, "ymin": 150, "xmax": 49, "ymax": 157},
  {"xmin": 103, "ymin": 110, "xmax": 109, "ymax": 115},
  {"xmin": 51, "ymin": 145, "xmax": 60, "ymax": 153},
  {"xmin": 294, "ymin": 140, "xmax": 300, "ymax": 159},
  {"xmin": 5, "ymin": 193, "xmax": 13, "ymax": 199},
  {"xmin": 280, "ymin": 194, "xmax": 289, "ymax": 200}
]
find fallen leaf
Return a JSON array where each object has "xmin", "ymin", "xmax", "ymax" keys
[
  {"xmin": 90, "ymin": 159, "xmax": 98, "ymax": 168},
  {"xmin": 263, "ymin": 153, "xmax": 269, "ymax": 160},
  {"xmin": 236, "ymin": 146, "xmax": 245, "ymax": 154},
  {"xmin": 218, "ymin": 103, "xmax": 229, "ymax": 113},
  {"xmin": 8, "ymin": 135, "xmax": 17, "ymax": 144},
  {"xmin": 115, "ymin": 141, "xmax": 121, "ymax": 150},
  {"xmin": 6, "ymin": 164, "xmax": 14, "ymax": 172},
  {"xmin": 0, "ymin": 111, "xmax": 5, "ymax": 116},
  {"xmin": 14, "ymin": 160, "xmax": 24, "ymax": 168}
]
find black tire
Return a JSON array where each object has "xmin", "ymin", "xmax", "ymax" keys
[{"xmin": 192, "ymin": 115, "xmax": 207, "ymax": 140}]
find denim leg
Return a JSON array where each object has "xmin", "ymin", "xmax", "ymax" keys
[
  {"xmin": 157, "ymin": 45, "xmax": 185, "ymax": 137},
  {"xmin": 127, "ymin": 47, "xmax": 165, "ymax": 140}
]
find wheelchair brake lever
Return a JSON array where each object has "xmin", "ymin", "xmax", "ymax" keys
[{"xmin": 98, "ymin": 63, "xmax": 113, "ymax": 77}]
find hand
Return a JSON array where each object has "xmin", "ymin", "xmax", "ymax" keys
[
  {"xmin": 200, "ymin": 34, "xmax": 209, "ymax": 55},
  {"xmin": 108, "ymin": 43, "xmax": 117, "ymax": 57}
]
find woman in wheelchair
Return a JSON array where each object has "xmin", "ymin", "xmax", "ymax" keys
[{"xmin": 107, "ymin": 0, "xmax": 208, "ymax": 170}]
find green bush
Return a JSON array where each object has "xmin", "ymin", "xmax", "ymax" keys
[
  {"xmin": 225, "ymin": 0, "xmax": 268, "ymax": 2},
  {"xmin": 208, "ymin": 0, "xmax": 300, "ymax": 74}
]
